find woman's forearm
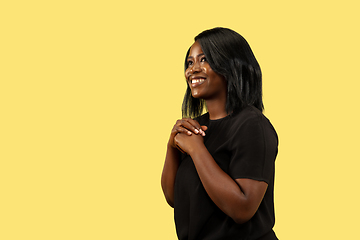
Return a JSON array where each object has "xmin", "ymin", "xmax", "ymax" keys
[
  {"xmin": 161, "ymin": 143, "xmax": 180, "ymax": 208},
  {"xmin": 189, "ymin": 145, "xmax": 264, "ymax": 224}
]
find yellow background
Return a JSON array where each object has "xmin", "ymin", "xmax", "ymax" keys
[{"xmin": 1, "ymin": 0, "xmax": 359, "ymax": 239}]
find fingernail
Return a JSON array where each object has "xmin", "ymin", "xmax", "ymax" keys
[{"xmin": 194, "ymin": 129, "xmax": 199, "ymax": 134}]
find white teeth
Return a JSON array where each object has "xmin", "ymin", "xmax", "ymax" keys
[{"xmin": 191, "ymin": 79, "xmax": 205, "ymax": 84}]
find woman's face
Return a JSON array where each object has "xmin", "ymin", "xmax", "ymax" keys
[{"xmin": 185, "ymin": 41, "xmax": 227, "ymax": 101}]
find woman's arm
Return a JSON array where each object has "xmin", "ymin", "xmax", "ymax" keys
[
  {"xmin": 161, "ymin": 119, "xmax": 207, "ymax": 207},
  {"xmin": 161, "ymin": 143, "xmax": 180, "ymax": 208},
  {"xmin": 174, "ymin": 133, "xmax": 267, "ymax": 224}
]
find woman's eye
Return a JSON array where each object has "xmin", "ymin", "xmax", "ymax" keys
[
  {"xmin": 187, "ymin": 61, "xmax": 193, "ymax": 67},
  {"xmin": 201, "ymin": 57, "xmax": 206, "ymax": 62}
]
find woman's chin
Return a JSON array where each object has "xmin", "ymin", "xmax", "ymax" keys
[{"xmin": 191, "ymin": 90, "xmax": 202, "ymax": 99}]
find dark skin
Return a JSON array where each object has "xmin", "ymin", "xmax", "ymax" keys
[{"xmin": 161, "ymin": 41, "xmax": 268, "ymax": 224}]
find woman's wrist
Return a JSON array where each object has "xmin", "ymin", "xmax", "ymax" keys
[{"xmin": 188, "ymin": 143, "xmax": 207, "ymax": 158}]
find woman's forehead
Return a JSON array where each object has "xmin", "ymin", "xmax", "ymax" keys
[{"xmin": 188, "ymin": 41, "xmax": 204, "ymax": 58}]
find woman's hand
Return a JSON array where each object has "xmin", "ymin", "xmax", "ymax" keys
[
  {"xmin": 174, "ymin": 132, "xmax": 205, "ymax": 155},
  {"xmin": 168, "ymin": 118, "xmax": 207, "ymax": 150}
]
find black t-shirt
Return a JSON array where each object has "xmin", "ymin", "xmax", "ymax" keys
[{"xmin": 174, "ymin": 106, "xmax": 279, "ymax": 240}]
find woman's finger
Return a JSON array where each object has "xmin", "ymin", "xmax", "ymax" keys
[
  {"xmin": 187, "ymin": 118, "xmax": 207, "ymax": 136},
  {"xmin": 201, "ymin": 125, "xmax": 208, "ymax": 131},
  {"xmin": 174, "ymin": 126, "xmax": 192, "ymax": 136},
  {"xmin": 179, "ymin": 119, "xmax": 201, "ymax": 134}
]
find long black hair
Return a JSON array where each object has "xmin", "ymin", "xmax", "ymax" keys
[{"xmin": 182, "ymin": 27, "xmax": 263, "ymax": 118}]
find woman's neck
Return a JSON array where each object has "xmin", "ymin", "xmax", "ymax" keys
[{"xmin": 206, "ymin": 99, "xmax": 227, "ymax": 120}]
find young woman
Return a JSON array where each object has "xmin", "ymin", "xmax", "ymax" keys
[{"xmin": 161, "ymin": 27, "xmax": 279, "ymax": 240}]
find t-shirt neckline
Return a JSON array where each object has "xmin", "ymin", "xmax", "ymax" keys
[{"xmin": 208, "ymin": 113, "xmax": 231, "ymax": 122}]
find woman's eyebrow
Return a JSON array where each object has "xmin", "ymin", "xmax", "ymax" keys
[{"xmin": 187, "ymin": 53, "xmax": 205, "ymax": 59}]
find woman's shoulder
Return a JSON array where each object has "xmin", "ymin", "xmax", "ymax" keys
[
  {"xmin": 231, "ymin": 106, "xmax": 264, "ymax": 122},
  {"xmin": 230, "ymin": 106, "xmax": 277, "ymax": 134}
]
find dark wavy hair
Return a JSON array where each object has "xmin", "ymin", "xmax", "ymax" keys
[{"xmin": 182, "ymin": 27, "xmax": 263, "ymax": 118}]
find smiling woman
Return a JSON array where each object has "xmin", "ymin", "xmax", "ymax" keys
[
  {"xmin": 161, "ymin": 27, "xmax": 279, "ymax": 240},
  {"xmin": 185, "ymin": 42, "xmax": 227, "ymax": 104}
]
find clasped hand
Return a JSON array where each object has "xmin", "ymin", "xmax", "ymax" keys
[{"xmin": 169, "ymin": 118, "xmax": 208, "ymax": 154}]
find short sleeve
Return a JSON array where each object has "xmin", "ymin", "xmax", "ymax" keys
[{"xmin": 228, "ymin": 114, "xmax": 278, "ymax": 183}]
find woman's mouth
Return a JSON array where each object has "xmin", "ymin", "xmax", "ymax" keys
[{"xmin": 190, "ymin": 78, "xmax": 206, "ymax": 88}]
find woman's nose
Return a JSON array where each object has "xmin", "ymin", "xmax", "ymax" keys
[{"xmin": 189, "ymin": 61, "xmax": 201, "ymax": 74}]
